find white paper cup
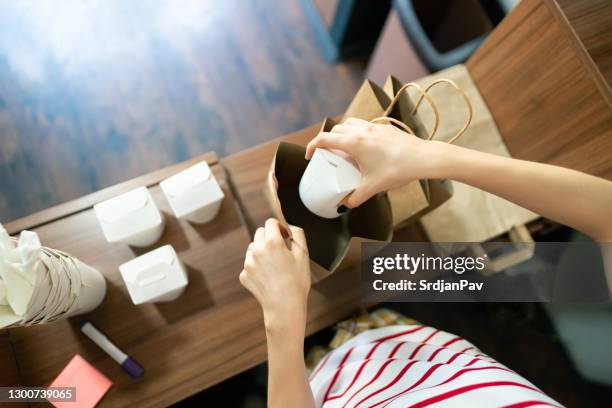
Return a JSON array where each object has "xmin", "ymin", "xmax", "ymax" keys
[
  {"xmin": 299, "ymin": 148, "xmax": 361, "ymax": 219},
  {"xmin": 65, "ymin": 261, "xmax": 107, "ymax": 317}
]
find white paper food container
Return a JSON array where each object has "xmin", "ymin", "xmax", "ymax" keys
[
  {"xmin": 119, "ymin": 245, "xmax": 188, "ymax": 305},
  {"xmin": 160, "ymin": 162, "xmax": 225, "ymax": 224},
  {"xmin": 94, "ymin": 187, "xmax": 165, "ymax": 247},
  {"xmin": 299, "ymin": 148, "xmax": 362, "ymax": 219}
]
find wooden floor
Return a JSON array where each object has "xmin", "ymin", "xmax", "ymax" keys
[{"xmin": 0, "ymin": 0, "xmax": 365, "ymax": 222}]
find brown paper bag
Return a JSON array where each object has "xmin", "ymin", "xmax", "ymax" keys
[
  {"xmin": 265, "ymin": 122, "xmax": 393, "ymax": 282},
  {"xmin": 343, "ymin": 79, "xmax": 392, "ymax": 122},
  {"xmin": 264, "ymin": 76, "xmax": 472, "ymax": 281},
  {"xmin": 383, "ymin": 77, "xmax": 461, "ymax": 228},
  {"xmin": 345, "ymin": 75, "xmax": 472, "ymax": 229},
  {"xmin": 342, "ymin": 78, "xmax": 431, "ymax": 227}
]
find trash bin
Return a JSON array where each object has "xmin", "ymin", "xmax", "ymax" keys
[{"xmin": 366, "ymin": 0, "xmax": 508, "ymax": 83}]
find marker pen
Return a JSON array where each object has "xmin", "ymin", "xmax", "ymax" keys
[{"xmin": 80, "ymin": 320, "xmax": 144, "ymax": 378}]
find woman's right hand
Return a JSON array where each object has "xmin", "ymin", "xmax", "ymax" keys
[
  {"xmin": 240, "ymin": 219, "xmax": 311, "ymax": 335},
  {"xmin": 305, "ymin": 117, "xmax": 443, "ymax": 208}
]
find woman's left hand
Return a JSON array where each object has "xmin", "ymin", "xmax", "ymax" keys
[{"xmin": 240, "ymin": 218, "xmax": 311, "ymax": 335}]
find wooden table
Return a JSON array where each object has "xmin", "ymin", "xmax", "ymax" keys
[
  {"xmin": 3, "ymin": 124, "xmax": 423, "ymax": 407},
  {"xmin": 221, "ymin": 122, "xmax": 428, "ymax": 335},
  {"xmin": 466, "ymin": 0, "xmax": 612, "ymax": 180},
  {"xmin": 4, "ymin": 153, "xmax": 262, "ymax": 407}
]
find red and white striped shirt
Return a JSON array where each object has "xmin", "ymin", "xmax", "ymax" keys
[{"xmin": 309, "ymin": 325, "xmax": 562, "ymax": 408}]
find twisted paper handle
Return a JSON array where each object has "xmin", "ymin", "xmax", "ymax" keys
[
  {"xmin": 369, "ymin": 78, "xmax": 473, "ymax": 145},
  {"xmin": 413, "ymin": 78, "xmax": 473, "ymax": 144},
  {"xmin": 370, "ymin": 116, "xmax": 415, "ymax": 135},
  {"xmin": 380, "ymin": 82, "xmax": 440, "ymax": 140}
]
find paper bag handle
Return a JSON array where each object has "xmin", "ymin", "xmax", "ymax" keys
[
  {"xmin": 413, "ymin": 79, "xmax": 473, "ymax": 144},
  {"xmin": 381, "ymin": 82, "xmax": 440, "ymax": 140},
  {"xmin": 369, "ymin": 117, "xmax": 416, "ymax": 135}
]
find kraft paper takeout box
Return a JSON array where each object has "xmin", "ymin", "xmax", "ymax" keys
[
  {"xmin": 160, "ymin": 161, "xmax": 225, "ymax": 223},
  {"xmin": 298, "ymin": 148, "xmax": 362, "ymax": 219},
  {"xmin": 94, "ymin": 187, "xmax": 165, "ymax": 247},
  {"xmin": 119, "ymin": 245, "xmax": 188, "ymax": 305},
  {"xmin": 265, "ymin": 135, "xmax": 393, "ymax": 282}
]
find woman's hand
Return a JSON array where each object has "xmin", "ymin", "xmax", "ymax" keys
[
  {"xmin": 240, "ymin": 218, "xmax": 311, "ymax": 335},
  {"xmin": 305, "ymin": 117, "xmax": 443, "ymax": 208},
  {"xmin": 241, "ymin": 219, "xmax": 316, "ymax": 408}
]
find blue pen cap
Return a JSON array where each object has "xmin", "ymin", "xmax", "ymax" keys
[{"xmin": 121, "ymin": 356, "xmax": 145, "ymax": 378}]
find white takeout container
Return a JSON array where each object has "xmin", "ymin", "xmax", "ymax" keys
[
  {"xmin": 299, "ymin": 148, "xmax": 362, "ymax": 219},
  {"xmin": 160, "ymin": 162, "xmax": 225, "ymax": 223},
  {"xmin": 94, "ymin": 187, "xmax": 165, "ymax": 247},
  {"xmin": 119, "ymin": 245, "xmax": 188, "ymax": 305}
]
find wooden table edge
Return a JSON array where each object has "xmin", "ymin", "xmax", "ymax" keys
[
  {"xmin": 5, "ymin": 152, "xmax": 219, "ymax": 235},
  {"xmin": 543, "ymin": 0, "xmax": 612, "ymax": 111}
]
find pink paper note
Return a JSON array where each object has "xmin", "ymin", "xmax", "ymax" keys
[{"xmin": 49, "ymin": 354, "xmax": 112, "ymax": 408}]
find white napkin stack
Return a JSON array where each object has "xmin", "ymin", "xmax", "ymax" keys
[{"xmin": 0, "ymin": 225, "xmax": 106, "ymax": 328}]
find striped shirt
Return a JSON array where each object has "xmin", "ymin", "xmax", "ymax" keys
[{"xmin": 309, "ymin": 325, "xmax": 562, "ymax": 408}]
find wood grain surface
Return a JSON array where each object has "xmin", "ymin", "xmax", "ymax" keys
[
  {"xmin": 557, "ymin": 0, "xmax": 612, "ymax": 88},
  {"xmin": 0, "ymin": 331, "xmax": 23, "ymax": 408},
  {"xmin": 4, "ymin": 152, "xmax": 217, "ymax": 236},
  {"xmin": 4, "ymin": 139, "xmax": 425, "ymax": 407},
  {"xmin": 0, "ymin": 0, "xmax": 365, "ymax": 223},
  {"xmin": 7, "ymin": 155, "xmax": 257, "ymax": 407},
  {"xmin": 221, "ymin": 124, "xmax": 321, "ymax": 233},
  {"xmin": 466, "ymin": 0, "xmax": 612, "ymax": 180}
]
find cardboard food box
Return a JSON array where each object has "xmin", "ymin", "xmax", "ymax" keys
[
  {"xmin": 93, "ymin": 187, "xmax": 165, "ymax": 247},
  {"xmin": 298, "ymin": 148, "xmax": 361, "ymax": 219},
  {"xmin": 119, "ymin": 245, "xmax": 188, "ymax": 305},
  {"xmin": 160, "ymin": 161, "xmax": 225, "ymax": 224}
]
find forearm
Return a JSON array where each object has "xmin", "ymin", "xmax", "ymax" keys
[
  {"xmin": 266, "ymin": 318, "xmax": 315, "ymax": 408},
  {"xmin": 426, "ymin": 142, "xmax": 612, "ymax": 241}
]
